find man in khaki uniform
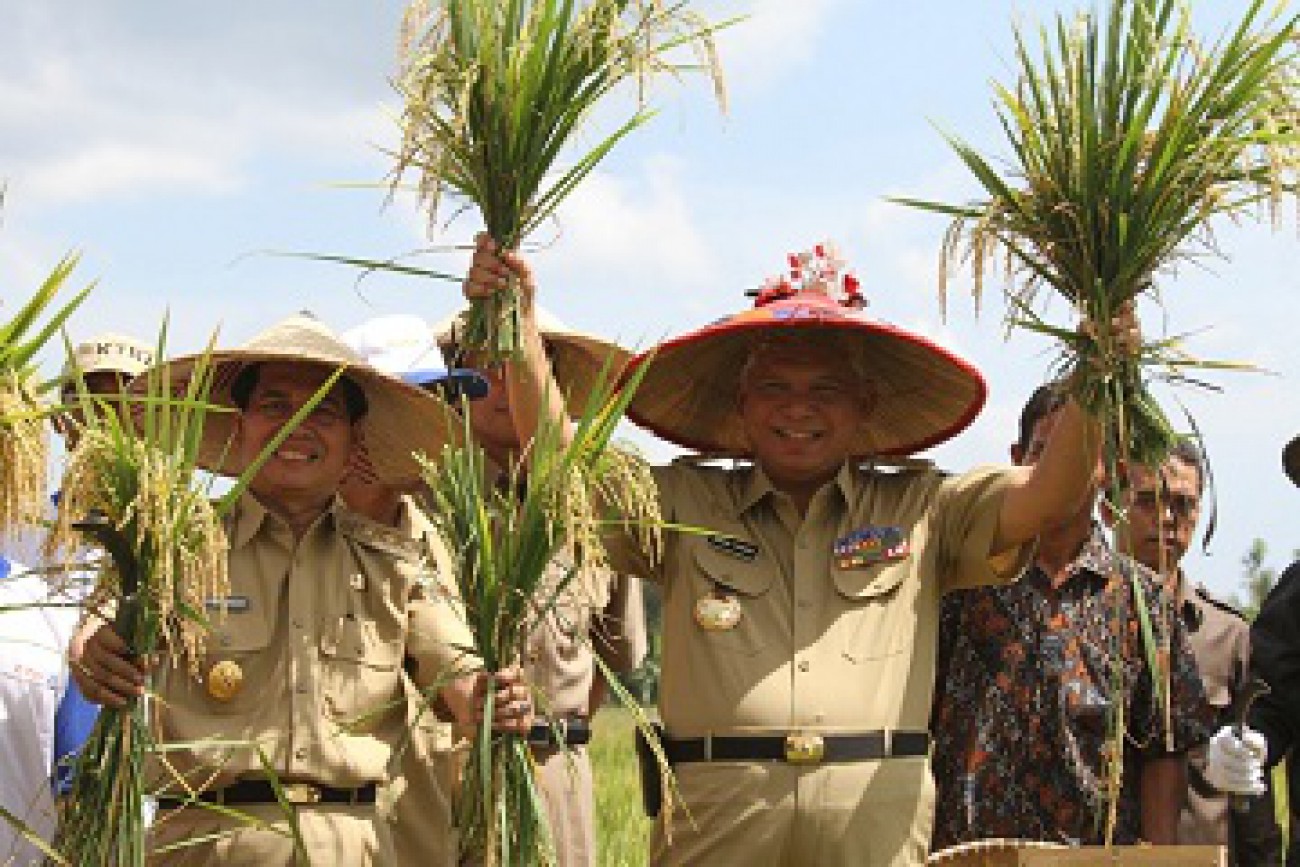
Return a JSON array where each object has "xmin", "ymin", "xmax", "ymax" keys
[
  {"xmin": 433, "ymin": 306, "xmax": 649, "ymax": 867},
  {"xmin": 463, "ymin": 238, "xmax": 1139, "ymax": 866},
  {"xmin": 70, "ymin": 314, "xmax": 531, "ymax": 865},
  {"xmin": 1106, "ymin": 438, "xmax": 1282, "ymax": 863}
]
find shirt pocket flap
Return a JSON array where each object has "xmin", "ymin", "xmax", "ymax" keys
[
  {"xmin": 210, "ymin": 610, "xmax": 274, "ymax": 654},
  {"xmin": 692, "ymin": 540, "xmax": 773, "ymax": 597},
  {"xmin": 320, "ymin": 617, "xmax": 402, "ymax": 669},
  {"xmin": 832, "ymin": 558, "xmax": 910, "ymax": 600}
]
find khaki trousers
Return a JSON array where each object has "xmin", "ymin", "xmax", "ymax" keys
[
  {"xmin": 651, "ymin": 757, "xmax": 933, "ymax": 867},
  {"xmin": 147, "ymin": 802, "xmax": 378, "ymax": 866},
  {"xmin": 533, "ymin": 744, "xmax": 595, "ymax": 867}
]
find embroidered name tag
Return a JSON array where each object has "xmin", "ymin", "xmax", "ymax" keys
[
  {"xmin": 833, "ymin": 526, "xmax": 910, "ymax": 569},
  {"xmin": 707, "ymin": 535, "xmax": 759, "ymax": 562},
  {"xmin": 205, "ymin": 595, "xmax": 251, "ymax": 613}
]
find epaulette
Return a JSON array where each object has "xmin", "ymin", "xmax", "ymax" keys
[
  {"xmin": 337, "ymin": 509, "xmax": 424, "ymax": 561},
  {"xmin": 1195, "ymin": 583, "xmax": 1248, "ymax": 621}
]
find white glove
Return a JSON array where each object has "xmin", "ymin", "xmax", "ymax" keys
[{"xmin": 1204, "ymin": 724, "xmax": 1268, "ymax": 796}]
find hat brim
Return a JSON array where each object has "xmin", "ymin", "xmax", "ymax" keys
[
  {"xmin": 1285, "ymin": 435, "xmax": 1300, "ymax": 488},
  {"xmin": 401, "ymin": 367, "xmax": 490, "ymax": 401},
  {"xmin": 435, "ymin": 313, "xmax": 633, "ymax": 415},
  {"xmin": 625, "ymin": 300, "xmax": 986, "ymax": 457},
  {"xmin": 139, "ymin": 348, "xmax": 461, "ymax": 487}
]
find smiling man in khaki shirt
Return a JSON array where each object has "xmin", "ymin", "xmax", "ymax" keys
[
  {"xmin": 71, "ymin": 314, "xmax": 530, "ymax": 866},
  {"xmin": 462, "ymin": 239, "xmax": 1138, "ymax": 866}
]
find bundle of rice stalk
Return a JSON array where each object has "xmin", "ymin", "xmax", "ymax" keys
[
  {"xmin": 894, "ymin": 0, "xmax": 1300, "ymax": 467},
  {"xmin": 417, "ymin": 367, "xmax": 663, "ymax": 866},
  {"xmin": 47, "ymin": 332, "xmax": 344, "ymax": 866},
  {"xmin": 0, "ymin": 253, "xmax": 91, "ymax": 538},
  {"xmin": 393, "ymin": 0, "xmax": 728, "ymax": 362}
]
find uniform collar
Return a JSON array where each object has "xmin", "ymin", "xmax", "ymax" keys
[
  {"xmin": 735, "ymin": 461, "xmax": 854, "ymax": 516},
  {"xmin": 228, "ymin": 491, "xmax": 344, "ymax": 550}
]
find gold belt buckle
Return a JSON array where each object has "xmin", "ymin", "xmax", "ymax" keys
[
  {"xmin": 784, "ymin": 732, "xmax": 825, "ymax": 765},
  {"xmin": 282, "ymin": 783, "xmax": 322, "ymax": 805}
]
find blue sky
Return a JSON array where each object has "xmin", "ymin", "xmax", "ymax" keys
[{"xmin": 1, "ymin": 1, "xmax": 1296, "ymax": 599}]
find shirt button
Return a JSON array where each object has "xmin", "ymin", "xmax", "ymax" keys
[
  {"xmin": 294, "ymin": 748, "xmax": 307, "ymax": 760},
  {"xmin": 798, "ymin": 661, "xmax": 811, "ymax": 673}
]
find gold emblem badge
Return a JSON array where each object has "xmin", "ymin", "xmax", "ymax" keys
[
  {"xmin": 693, "ymin": 591, "xmax": 742, "ymax": 631},
  {"xmin": 206, "ymin": 660, "xmax": 244, "ymax": 702}
]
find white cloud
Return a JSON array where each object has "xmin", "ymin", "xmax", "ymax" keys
[
  {"xmin": 714, "ymin": 0, "xmax": 848, "ymax": 92},
  {"xmin": 547, "ymin": 157, "xmax": 715, "ymax": 284}
]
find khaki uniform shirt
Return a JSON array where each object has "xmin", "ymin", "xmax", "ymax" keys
[
  {"xmin": 152, "ymin": 492, "xmax": 473, "ymax": 792},
  {"xmin": 622, "ymin": 459, "xmax": 1020, "ymax": 866},
  {"xmin": 525, "ymin": 562, "xmax": 647, "ymax": 719}
]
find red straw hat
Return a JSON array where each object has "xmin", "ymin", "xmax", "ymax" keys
[{"xmin": 625, "ymin": 243, "xmax": 987, "ymax": 458}]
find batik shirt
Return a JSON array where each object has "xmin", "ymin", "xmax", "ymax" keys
[{"xmin": 930, "ymin": 527, "xmax": 1212, "ymax": 849}]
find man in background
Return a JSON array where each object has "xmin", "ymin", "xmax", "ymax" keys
[
  {"xmin": 931, "ymin": 384, "xmax": 1211, "ymax": 850},
  {"xmin": 1105, "ymin": 438, "xmax": 1282, "ymax": 864}
]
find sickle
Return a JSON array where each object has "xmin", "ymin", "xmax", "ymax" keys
[{"xmin": 72, "ymin": 510, "xmax": 143, "ymax": 656}]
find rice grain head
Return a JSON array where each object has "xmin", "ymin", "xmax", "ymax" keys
[{"xmin": 0, "ymin": 372, "xmax": 48, "ymax": 541}]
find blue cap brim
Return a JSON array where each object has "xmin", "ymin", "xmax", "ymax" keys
[{"xmin": 401, "ymin": 367, "xmax": 490, "ymax": 401}]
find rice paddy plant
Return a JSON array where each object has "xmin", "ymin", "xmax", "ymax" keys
[
  {"xmin": 895, "ymin": 0, "xmax": 1300, "ymax": 467},
  {"xmin": 417, "ymin": 366, "xmax": 662, "ymax": 866},
  {"xmin": 392, "ymin": 0, "xmax": 728, "ymax": 361},
  {"xmin": 0, "ymin": 252, "xmax": 92, "ymax": 539}
]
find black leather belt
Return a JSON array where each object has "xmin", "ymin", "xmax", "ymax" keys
[
  {"xmin": 157, "ymin": 779, "xmax": 377, "ymax": 810},
  {"xmin": 526, "ymin": 717, "xmax": 592, "ymax": 748},
  {"xmin": 662, "ymin": 730, "xmax": 930, "ymax": 765}
]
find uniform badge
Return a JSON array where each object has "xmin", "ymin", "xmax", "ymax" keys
[
  {"xmin": 706, "ymin": 535, "xmax": 759, "ymax": 562},
  {"xmin": 204, "ymin": 595, "xmax": 250, "ymax": 613},
  {"xmin": 694, "ymin": 591, "xmax": 742, "ymax": 631},
  {"xmin": 833, "ymin": 526, "xmax": 910, "ymax": 569},
  {"xmin": 206, "ymin": 660, "xmax": 244, "ymax": 702}
]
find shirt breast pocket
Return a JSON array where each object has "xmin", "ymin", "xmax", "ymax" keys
[
  {"xmin": 688, "ymin": 542, "xmax": 774, "ymax": 658},
  {"xmin": 319, "ymin": 615, "xmax": 403, "ymax": 727},
  {"xmin": 203, "ymin": 611, "xmax": 275, "ymax": 716},
  {"xmin": 835, "ymin": 559, "xmax": 915, "ymax": 663}
]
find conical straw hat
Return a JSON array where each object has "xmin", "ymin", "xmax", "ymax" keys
[
  {"xmin": 626, "ymin": 284, "xmax": 985, "ymax": 458},
  {"xmin": 141, "ymin": 313, "xmax": 459, "ymax": 486}
]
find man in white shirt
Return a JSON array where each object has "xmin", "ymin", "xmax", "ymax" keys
[{"xmin": 0, "ymin": 557, "xmax": 86, "ymax": 864}]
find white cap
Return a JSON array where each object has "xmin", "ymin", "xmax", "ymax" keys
[
  {"xmin": 342, "ymin": 314, "xmax": 487, "ymax": 398},
  {"xmin": 60, "ymin": 333, "xmax": 155, "ymax": 382}
]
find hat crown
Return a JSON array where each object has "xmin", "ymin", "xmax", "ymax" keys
[
  {"xmin": 243, "ymin": 313, "xmax": 365, "ymax": 368},
  {"xmin": 341, "ymin": 314, "xmax": 442, "ymax": 375}
]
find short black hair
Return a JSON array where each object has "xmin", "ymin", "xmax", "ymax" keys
[
  {"xmin": 1016, "ymin": 381, "xmax": 1069, "ymax": 453},
  {"xmin": 230, "ymin": 363, "xmax": 368, "ymax": 421},
  {"xmin": 1164, "ymin": 436, "xmax": 1206, "ymax": 493}
]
